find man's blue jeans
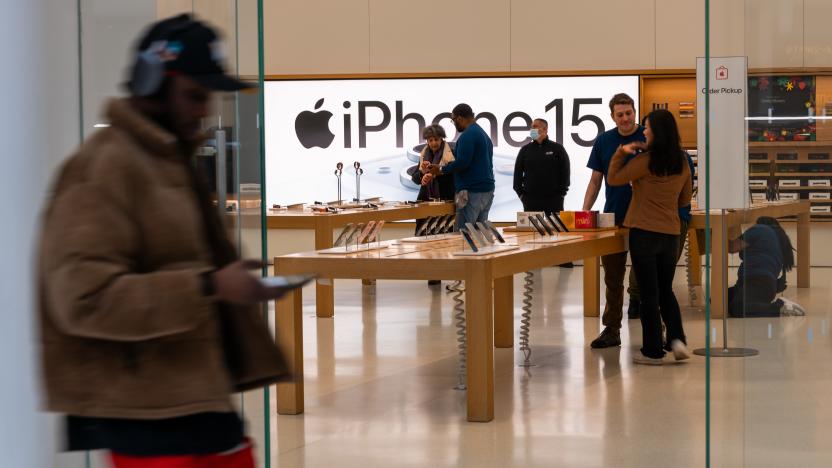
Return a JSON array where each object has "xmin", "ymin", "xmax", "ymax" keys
[{"xmin": 455, "ymin": 190, "xmax": 494, "ymax": 229}]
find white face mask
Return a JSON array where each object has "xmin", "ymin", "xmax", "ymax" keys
[{"xmin": 529, "ymin": 129, "xmax": 539, "ymax": 140}]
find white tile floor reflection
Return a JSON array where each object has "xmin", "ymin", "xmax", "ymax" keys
[{"xmin": 256, "ymin": 267, "xmax": 832, "ymax": 468}]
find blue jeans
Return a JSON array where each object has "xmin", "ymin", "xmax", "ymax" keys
[{"xmin": 455, "ymin": 190, "xmax": 494, "ymax": 229}]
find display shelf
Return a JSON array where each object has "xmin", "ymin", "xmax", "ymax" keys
[{"xmin": 745, "ymin": 142, "xmax": 832, "ymax": 221}]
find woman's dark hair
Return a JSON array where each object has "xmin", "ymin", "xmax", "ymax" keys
[
  {"xmin": 645, "ymin": 109, "xmax": 685, "ymax": 176},
  {"xmin": 756, "ymin": 216, "xmax": 795, "ymax": 273}
]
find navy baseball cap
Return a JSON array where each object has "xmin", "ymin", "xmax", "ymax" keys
[{"xmin": 131, "ymin": 14, "xmax": 251, "ymax": 92}]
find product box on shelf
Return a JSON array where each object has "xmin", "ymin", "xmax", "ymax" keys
[
  {"xmin": 779, "ymin": 179, "xmax": 801, "ymax": 188},
  {"xmin": 809, "ymin": 179, "xmax": 831, "ymax": 187},
  {"xmin": 809, "ymin": 192, "xmax": 831, "ymax": 200},
  {"xmin": 517, "ymin": 211, "xmax": 545, "ymax": 228},
  {"xmin": 558, "ymin": 211, "xmax": 576, "ymax": 230},
  {"xmin": 810, "ymin": 206, "xmax": 831, "ymax": 213},
  {"xmin": 779, "ymin": 193, "xmax": 799, "ymax": 201},
  {"xmin": 597, "ymin": 213, "xmax": 615, "ymax": 228},
  {"xmin": 574, "ymin": 211, "xmax": 598, "ymax": 229}
]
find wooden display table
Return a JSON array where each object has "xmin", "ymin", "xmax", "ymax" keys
[
  {"xmin": 266, "ymin": 202, "xmax": 454, "ymax": 318},
  {"xmin": 687, "ymin": 200, "xmax": 810, "ymax": 317},
  {"xmin": 273, "ymin": 230, "xmax": 626, "ymax": 422}
]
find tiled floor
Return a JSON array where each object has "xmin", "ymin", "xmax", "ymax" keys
[{"xmin": 244, "ymin": 267, "xmax": 832, "ymax": 467}]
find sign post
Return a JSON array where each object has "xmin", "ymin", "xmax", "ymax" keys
[{"xmin": 693, "ymin": 56, "xmax": 758, "ymax": 358}]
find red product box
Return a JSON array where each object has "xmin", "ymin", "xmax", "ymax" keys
[{"xmin": 574, "ymin": 211, "xmax": 598, "ymax": 229}]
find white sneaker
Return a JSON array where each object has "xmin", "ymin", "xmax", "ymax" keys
[
  {"xmin": 633, "ymin": 353, "xmax": 668, "ymax": 365},
  {"xmin": 779, "ymin": 298, "xmax": 807, "ymax": 316},
  {"xmin": 670, "ymin": 339, "xmax": 691, "ymax": 361}
]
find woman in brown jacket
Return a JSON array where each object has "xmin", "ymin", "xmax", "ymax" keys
[{"xmin": 607, "ymin": 109, "xmax": 692, "ymax": 365}]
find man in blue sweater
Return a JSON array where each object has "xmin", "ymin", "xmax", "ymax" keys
[{"xmin": 429, "ymin": 103, "xmax": 495, "ymax": 229}]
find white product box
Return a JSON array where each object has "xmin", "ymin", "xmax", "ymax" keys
[
  {"xmin": 778, "ymin": 179, "xmax": 800, "ymax": 187},
  {"xmin": 779, "ymin": 193, "xmax": 799, "ymax": 201},
  {"xmin": 597, "ymin": 213, "xmax": 615, "ymax": 228},
  {"xmin": 809, "ymin": 192, "xmax": 831, "ymax": 200},
  {"xmin": 751, "ymin": 193, "xmax": 766, "ymax": 201},
  {"xmin": 809, "ymin": 179, "xmax": 831, "ymax": 187},
  {"xmin": 810, "ymin": 206, "xmax": 831, "ymax": 213},
  {"xmin": 517, "ymin": 211, "xmax": 545, "ymax": 228},
  {"xmin": 749, "ymin": 179, "xmax": 766, "ymax": 187}
]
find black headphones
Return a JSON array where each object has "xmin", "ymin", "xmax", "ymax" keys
[{"xmin": 129, "ymin": 17, "xmax": 198, "ymax": 97}]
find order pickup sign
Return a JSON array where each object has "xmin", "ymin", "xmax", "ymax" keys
[{"xmin": 696, "ymin": 56, "xmax": 749, "ymax": 210}]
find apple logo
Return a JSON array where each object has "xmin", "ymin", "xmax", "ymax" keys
[{"xmin": 295, "ymin": 98, "xmax": 335, "ymax": 149}]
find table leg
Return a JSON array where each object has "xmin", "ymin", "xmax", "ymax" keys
[
  {"xmin": 493, "ymin": 275, "xmax": 513, "ymax": 348},
  {"xmin": 797, "ymin": 211, "xmax": 810, "ymax": 288},
  {"xmin": 465, "ymin": 266, "xmax": 494, "ymax": 422},
  {"xmin": 315, "ymin": 221, "xmax": 335, "ymax": 318},
  {"xmin": 583, "ymin": 256, "xmax": 600, "ymax": 318},
  {"xmin": 276, "ymin": 287, "xmax": 304, "ymax": 415},
  {"xmin": 711, "ymin": 215, "xmax": 726, "ymax": 319}
]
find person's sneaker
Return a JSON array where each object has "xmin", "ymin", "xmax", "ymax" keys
[
  {"xmin": 670, "ymin": 339, "xmax": 691, "ymax": 361},
  {"xmin": 627, "ymin": 299, "xmax": 641, "ymax": 319},
  {"xmin": 590, "ymin": 327, "xmax": 621, "ymax": 348},
  {"xmin": 633, "ymin": 353, "xmax": 667, "ymax": 365},
  {"xmin": 779, "ymin": 297, "xmax": 807, "ymax": 316}
]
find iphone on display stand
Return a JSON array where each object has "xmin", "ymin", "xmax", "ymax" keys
[
  {"xmin": 442, "ymin": 216, "xmax": 457, "ymax": 234},
  {"xmin": 476, "ymin": 222, "xmax": 496, "ymax": 244},
  {"xmin": 430, "ymin": 215, "xmax": 450, "ymax": 235},
  {"xmin": 535, "ymin": 214, "xmax": 556, "ymax": 236},
  {"xmin": 551, "ymin": 212, "xmax": 569, "ymax": 232},
  {"xmin": 345, "ymin": 222, "xmax": 364, "ymax": 247},
  {"xmin": 415, "ymin": 217, "xmax": 432, "ymax": 237},
  {"xmin": 528, "ymin": 216, "xmax": 546, "ymax": 236},
  {"xmin": 355, "ymin": 221, "xmax": 377, "ymax": 244},
  {"xmin": 367, "ymin": 220, "xmax": 385, "ymax": 243},
  {"xmin": 424, "ymin": 216, "xmax": 441, "ymax": 237},
  {"xmin": 465, "ymin": 222, "xmax": 490, "ymax": 245},
  {"xmin": 459, "ymin": 227, "xmax": 479, "ymax": 252},
  {"xmin": 483, "ymin": 220, "xmax": 505, "ymax": 243},
  {"xmin": 333, "ymin": 223, "xmax": 355, "ymax": 247},
  {"xmin": 544, "ymin": 213, "xmax": 563, "ymax": 233}
]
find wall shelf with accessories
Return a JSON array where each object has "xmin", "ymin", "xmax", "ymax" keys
[
  {"xmin": 642, "ymin": 73, "xmax": 832, "ymax": 222},
  {"xmin": 748, "ymin": 142, "xmax": 832, "ymax": 220}
]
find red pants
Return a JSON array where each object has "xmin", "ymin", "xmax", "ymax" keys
[{"xmin": 110, "ymin": 443, "xmax": 255, "ymax": 468}]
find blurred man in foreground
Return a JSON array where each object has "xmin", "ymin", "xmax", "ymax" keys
[{"xmin": 37, "ymin": 15, "xmax": 286, "ymax": 467}]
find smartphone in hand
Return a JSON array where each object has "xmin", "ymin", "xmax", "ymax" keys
[{"xmin": 260, "ymin": 274, "xmax": 317, "ymax": 294}]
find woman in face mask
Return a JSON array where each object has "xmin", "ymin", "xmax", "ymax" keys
[{"xmin": 410, "ymin": 124, "xmax": 456, "ymax": 285}]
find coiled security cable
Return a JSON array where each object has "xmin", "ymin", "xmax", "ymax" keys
[
  {"xmin": 518, "ymin": 271, "xmax": 535, "ymax": 366},
  {"xmin": 447, "ymin": 280, "xmax": 467, "ymax": 390},
  {"xmin": 684, "ymin": 235, "xmax": 698, "ymax": 306}
]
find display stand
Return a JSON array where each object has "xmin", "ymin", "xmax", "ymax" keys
[
  {"xmin": 693, "ymin": 208, "xmax": 759, "ymax": 358},
  {"xmin": 525, "ymin": 234, "xmax": 583, "ymax": 244},
  {"xmin": 399, "ymin": 233, "xmax": 459, "ymax": 243},
  {"xmin": 318, "ymin": 244, "xmax": 389, "ymax": 255},
  {"xmin": 452, "ymin": 245, "xmax": 519, "ymax": 257}
]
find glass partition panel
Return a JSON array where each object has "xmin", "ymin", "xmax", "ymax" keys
[{"xmin": 706, "ymin": 0, "xmax": 832, "ymax": 466}]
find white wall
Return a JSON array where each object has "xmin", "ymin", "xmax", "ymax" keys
[
  {"xmin": 263, "ymin": 0, "xmax": 830, "ymax": 75},
  {"xmin": 0, "ymin": 0, "xmax": 82, "ymax": 466}
]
